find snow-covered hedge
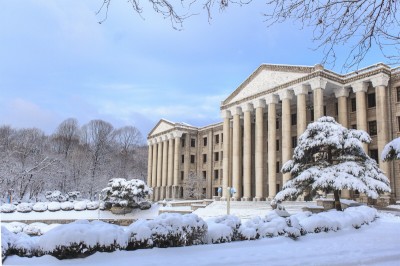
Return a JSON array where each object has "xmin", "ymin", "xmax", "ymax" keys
[
  {"xmin": 0, "ymin": 203, "xmax": 16, "ymax": 213},
  {"xmin": 1, "ymin": 206, "xmax": 378, "ymax": 260},
  {"xmin": 16, "ymin": 203, "xmax": 33, "ymax": 213},
  {"xmin": 32, "ymin": 202, "xmax": 47, "ymax": 212}
]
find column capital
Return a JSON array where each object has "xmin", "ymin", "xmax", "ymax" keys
[
  {"xmin": 253, "ymin": 98, "xmax": 266, "ymax": 109},
  {"xmin": 147, "ymin": 140, "xmax": 153, "ymax": 146},
  {"xmin": 172, "ymin": 130, "xmax": 183, "ymax": 138},
  {"xmin": 351, "ymin": 81, "xmax": 368, "ymax": 93},
  {"xmin": 277, "ymin": 89, "xmax": 294, "ymax": 101},
  {"xmin": 309, "ymin": 78, "xmax": 328, "ymax": 90},
  {"xmin": 230, "ymin": 106, "xmax": 243, "ymax": 116},
  {"xmin": 241, "ymin": 102, "xmax": 254, "ymax": 112},
  {"xmin": 370, "ymin": 73, "xmax": 390, "ymax": 87},
  {"xmin": 334, "ymin": 87, "xmax": 350, "ymax": 98},
  {"xmin": 221, "ymin": 109, "xmax": 232, "ymax": 119},
  {"xmin": 160, "ymin": 135, "xmax": 168, "ymax": 142},
  {"xmin": 157, "ymin": 136, "xmax": 163, "ymax": 143},
  {"xmin": 293, "ymin": 84, "xmax": 309, "ymax": 95},
  {"xmin": 265, "ymin": 94, "xmax": 279, "ymax": 105}
]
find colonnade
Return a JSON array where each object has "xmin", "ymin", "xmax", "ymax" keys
[
  {"xmin": 220, "ymin": 75, "xmax": 391, "ymax": 200},
  {"xmin": 147, "ymin": 131, "xmax": 183, "ymax": 201}
]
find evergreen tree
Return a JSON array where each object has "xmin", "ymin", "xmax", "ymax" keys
[
  {"xmin": 382, "ymin": 138, "xmax": 400, "ymax": 161},
  {"xmin": 275, "ymin": 116, "xmax": 390, "ymax": 211}
]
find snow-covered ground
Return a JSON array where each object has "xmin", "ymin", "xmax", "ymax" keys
[{"xmin": 4, "ymin": 212, "xmax": 400, "ymax": 266}]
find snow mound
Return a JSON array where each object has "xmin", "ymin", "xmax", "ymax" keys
[
  {"xmin": 47, "ymin": 202, "xmax": 61, "ymax": 212},
  {"xmin": 73, "ymin": 201, "xmax": 87, "ymax": 211},
  {"xmin": 60, "ymin": 201, "xmax": 74, "ymax": 211},
  {"xmin": 32, "ymin": 202, "xmax": 48, "ymax": 212},
  {"xmin": 16, "ymin": 203, "xmax": 33, "ymax": 213},
  {"xmin": 0, "ymin": 203, "xmax": 17, "ymax": 213}
]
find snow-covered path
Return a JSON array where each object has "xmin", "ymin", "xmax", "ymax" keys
[{"xmin": 5, "ymin": 213, "xmax": 400, "ymax": 266}]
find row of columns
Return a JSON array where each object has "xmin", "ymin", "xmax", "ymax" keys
[
  {"xmin": 221, "ymin": 74, "xmax": 390, "ymax": 201},
  {"xmin": 148, "ymin": 131, "xmax": 183, "ymax": 201}
]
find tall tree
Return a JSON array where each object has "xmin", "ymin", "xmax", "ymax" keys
[
  {"xmin": 98, "ymin": 0, "xmax": 400, "ymax": 68},
  {"xmin": 275, "ymin": 116, "xmax": 390, "ymax": 211},
  {"xmin": 52, "ymin": 118, "xmax": 80, "ymax": 159},
  {"xmin": 382, "ymin": 137, "xmax": 400, "ymax": 162}
]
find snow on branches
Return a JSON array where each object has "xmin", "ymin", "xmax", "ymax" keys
[
  {"xmin": 102, "ymin": 178, "xmax": 152, "ymax": 209},
  {"xmin": 275, "ymin": 117, "xmax": 390, "ymax": 207},
  {"xmin": 382, "ymin": 137, "xmax": 400, "ymax": 161}
]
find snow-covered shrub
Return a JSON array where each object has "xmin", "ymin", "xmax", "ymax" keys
[
  {"xmin": 47, "ymin": 202, "xmax": 61, "ymax": 212},
  {"xmin": 9, "ymin": 232, "xmax": 40, "ymax": 257},
  {"xmin": 67, "ymin": 191, "xmax": 81, "ymax": 201},
  {"xmin": 86, "ymin": 201, "xmax": 99, "ymax": 210},
  {"xmin": 0, "ymin": 203, "xmax": 17, "ymax": 213},
  {"xmin": 125, "ymin": 219, "xmax": 153, "ymax": 250},
  {"xmin": 60, "ymin": 201, "xmax": 74, "ymax": 211},
  {"xmin": 74, "ymin": 201, "xmax": 87, "ymax": 211},
  {"xmin": 206, "ymin": 215, "xmax": 241, "ymax": 243},
  {"xmin": 37, "ymin": 220, "xmax": 129, "ymax": 259},
  {"xmin": 102, "ymin": 178, "xmax": 152, "ymax": 210},
  {"xmin": 45, "ymin": 191, "xmax": 68, "ymax": 202},
  {"xmin": 2, "ymin": 226, "xmax": 16, "ymax": 259},
  {"xmin": 23, "ymin": 223, "xmax": 48, "ymax": 236},
  {"xmin": 16, "ymin": 203, "xmax": 33, "ymax": 213},
  {"xmin": 3, "ymin": 222, "xmax": 27, "ymax": 234},
  {"xmin": 147, "ymin": 213, "xmax": 207, "ymax": 248},
  {"xmin": 32, "ymin": 202, "xmax": 47, "ymax": 212}
]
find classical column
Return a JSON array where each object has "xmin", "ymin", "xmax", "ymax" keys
[
  {"xmin": 254, "ymin": 99, "xmax": 266, "ymax": 201},
  {"xmin": 161, "ymin": 137, "xmax": 168, "ymax": 200},
  {"xmin": 221, "ymin": 110, "xmax": 232, "ymax": 200},
  {"xmin": 156, "ymin": 138, "xmax": 163, "ymax": 201},
  {"xmin": 232, "ymin": 107, "xmax": 243, "ymax": 200},
  {"xmin": 147, "ymin": 141, "xmax": 153, "ymax": 188},
  {"xmin": 352, "ymin": 82, "xmax": 368, "ymax": 151},
  {"xmin": 278, "ymin": 90, "xmax": 294, "ymax": 186},
  {"xmin": 372, "ymin": 75, "xmax": 390, "ymax": 179},
  {"xmin": 173, "ymin": 132, "xmax": 182, "ymax": 198},
  {"xmin": 242, "ymin": 103, "xmax": 253, "ymax": 201},
  {"xmin": 294, "ymin": 85, "xmax": 308, "ymax": 137},
  {"xmin": 266, "ymin": 94, "xmax": 279, "ymax": 198},
  {"xmin": 151, "ymin": 141, "xmax": 158, "ymax": 199},
  {"xmin": 167, "ymin": 135, "xmax": 174, "ymax": 199},
  {"xmin": 334, "ymin": 87, "xmax": 350, "ymax": 198},
  {"xmin": 334, "ymin": 87, "xmax": 350, "ymax": 128},
  {"xmin": 310, "ymin": 78, "xmax": 327, "ymax": 120}
]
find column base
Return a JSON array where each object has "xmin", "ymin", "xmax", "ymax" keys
[
  {"xmin": 241, "ymin": 197, "xmax": 251, "ymax": 201},
  {"xmin": 231, "ymin": 197, "xmax": 239, "ymax": 201},
  {"xmin": 220, "ymin": 197, "xmax": 227, "ymax": 201},
  {"xmin": 253, "ymin": 197, "xmax": 265, "ymax": 202}
]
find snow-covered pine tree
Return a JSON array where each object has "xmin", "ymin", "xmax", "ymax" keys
[
  {"xmin": 275, "ymin": 116, "xmax": 390, "ymax": 211},
  {"xmin": 382, "ymin": 137, "xmax": 400, "ymax": 161},
  {"xmin": 102, "ymin": 178, "xmax": 152, "ymax": 210}
]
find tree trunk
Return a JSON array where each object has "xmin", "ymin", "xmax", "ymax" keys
[{"xmin": 334, "ymin": 190, "xmax": 342, "ymax": 211}]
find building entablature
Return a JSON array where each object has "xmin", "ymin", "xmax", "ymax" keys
[{"xmin": 220, "ymin": 63, "xmax": 393, "ymax": 111}]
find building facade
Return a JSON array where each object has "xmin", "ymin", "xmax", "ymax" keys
[{"xmin": 147, "ymin": 63, "xmax": 400, "ymax": 201}]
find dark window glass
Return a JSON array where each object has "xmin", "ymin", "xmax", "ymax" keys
[
  {"xmin": 367, "ymin": 93, "xmax": 376, "ymax": 108},
  {"xmin": 368, "ymin": 121, "xmax": 377, "ymax": 136},
  {"xmin": 191, "ymin": 138, "xmax": 196, "ymax": 147},
  {"xmin": 203, "ymin": 154, "xmax": 207, "ymax": 163},
  {"xmin": 292, "ymin": 136, "xmax": 297, "ymax": 148},
  {"xmin": 276, "ymin": 140, "xmax": 279, "ymax": 151},
  {"xmin": 397, "ymin": 87, "xmax": 400, "ymax": 102},
  {"xmin": 203, "ymin": 137, "xmax": 207, "ymax": 146},
  {"xmin": 351, "ymin": 98, "xmax": 357, "ymax": 112},
  {"xmin": 370, "ymin": 149, "xmax": 379, "ymax": 163},
  {"xmin": 214, "ymin": 169, "xmax": 219, "ymax": 179},
  {"xmin": 215, "ymin": 134, "xmax": 219, "ymax": 144},
  {"xmin": 214, "ymin": 152, "xmax": 219, "ymax": 161},
  {"xmin": 181, "ymin": 155, "xmax": 184, "ymax": 163},
  {"xmin": 190, "ymin": 155, "xmax": 195, "ymax": 163},
  {"xmin": 291, "ymin": 113, "xmax": 297, "ymax": 126},
  {"xmin": 276, "ymin": 162, "xmax": 280, "ymax": 173}
]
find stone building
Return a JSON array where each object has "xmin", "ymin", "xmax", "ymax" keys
[{"xmin": 147, "ymin": 63, "xmax": 400, "ymax": 201}]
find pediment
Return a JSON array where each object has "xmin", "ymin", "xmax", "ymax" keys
[
  {"xmin": 148, "ymin": 119, "xmax": 175, "ymax": 137},
  {"xmin": 222, "ymin": 64, "xmax": 313, "ymax": 106}
]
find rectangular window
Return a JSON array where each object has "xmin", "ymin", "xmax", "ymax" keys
[
  {"xmin": 398, "ymin": 116, "xmax": 400, "ymax": 132},
  {"xmin": 276, "ymin": 162, "xmax": 280, "ymax": 173},
  {"xmin": 370, "ymin": 149, "xmax": 379, "ymax": 163},
  {"xmin": 221, "ymin": 133, "xmax": 223, "ymax": 143},
  {"xmin": 276, "ymin": 119, "xmax": 279, "ymax": 129},
  {"xmin": 181, "ymin": 138, "xmax": 186, "ymax": 147},
  {"xmin": 291, "ymin": 113, "xmax": 297, "ymax": 126},
  {"xmin": 276, "ymin": 140, "xmax": 279, "ymax": 151},
  {"xmin": 181, "ymin": 155, "xmax": 185, "ymax": 164},
  {"xmin": 351, "ymin": 98, "xmax": 357, "ymax": 112},
  {"xmin": 367, "ymin": 93, "xmax": 376, "ymax": 108},
  {"xmin": 181, "ymin": 171, "xmax": 184, "ymax": 181},
  {"xmin": 276, "ymin": 184, "xmax": 280, "ymax": 193},
  {"xmin": 202, "ymin": 188, "xmax": 206, "ymax": 196},
  {"xmin": 203, "ymin": 154, "xmax": 207, "ymax": 163},
  {"xmin": 203, "ymin": 137, "xmax": 207, "ymax": 146},
  {"xmin": 215, "ymin": 134, "xmax": 220, "ymax": 144},
  {"xmin": 397, "ymin": 87, "xmax": 400, "ymax": 102},
  {"xmin": 214, "ymin": 169, "xmax": 219, "ymax": 179},
  {"xmin": 214, "ymin": 152, "xmax": 219, "ymax": 161},
  {"xmin": 368, "ymin": 121, "xmax": 377, "ymax": 136},
  {"xmin": 191, "ymin": 138, "xmax": 196, "ymax": 147},
  {"xmin": 351, "ymin": 124, "xmax": 357, "ymax": 129},
  {"xmin": 292, "ymin": 136, "xmax": 297, "ymax": 148},
  {"xmin": 324, "ymin": 106, "xmax": 327, "ymax": 116},
  {"xmin": 310, "ymin": 109, "xmax": 314, "ymax": 121},
  {"xmin": 214, "ymin": 187, "xmax": 219, "ymax": 196},
  {"xmin": 335, "ymin": 103, "xmax": 339, "ymax": 115},
  {"xmin": 202, "ymin": 171, "xmax": 207, "ymax": 179},
  {"xmin": 190, "ymin": 155, "xmax": 195, "ymax": 164}
]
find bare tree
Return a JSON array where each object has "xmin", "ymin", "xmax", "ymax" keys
[
  {"xmin": 183, "ymin": 171, "xmax": 206, "ymax": 200},
  {"xmin": 81, "ymin": 119, "xmax": 114, "ymax": 198},
  {"xmin": 98, "ymin": 0, "xmax": 400, "ymax": 69},
  {"xmin": 52, "ymin": 118, "xmax": 80, "ymax": 159}
]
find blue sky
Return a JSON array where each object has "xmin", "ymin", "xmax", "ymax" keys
[{"xmin": 0, "ymin": 1, "xmax": 392, "ymax": 139}]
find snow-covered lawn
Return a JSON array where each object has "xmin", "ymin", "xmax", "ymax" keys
[{"xmin": 4, "ymin": 212, "xmax": 400, "ymax": 266}]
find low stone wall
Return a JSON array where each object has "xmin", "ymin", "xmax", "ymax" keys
[{"xmin": 4, "ymin": 219, "xmax": 136, "ymax": 226}]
